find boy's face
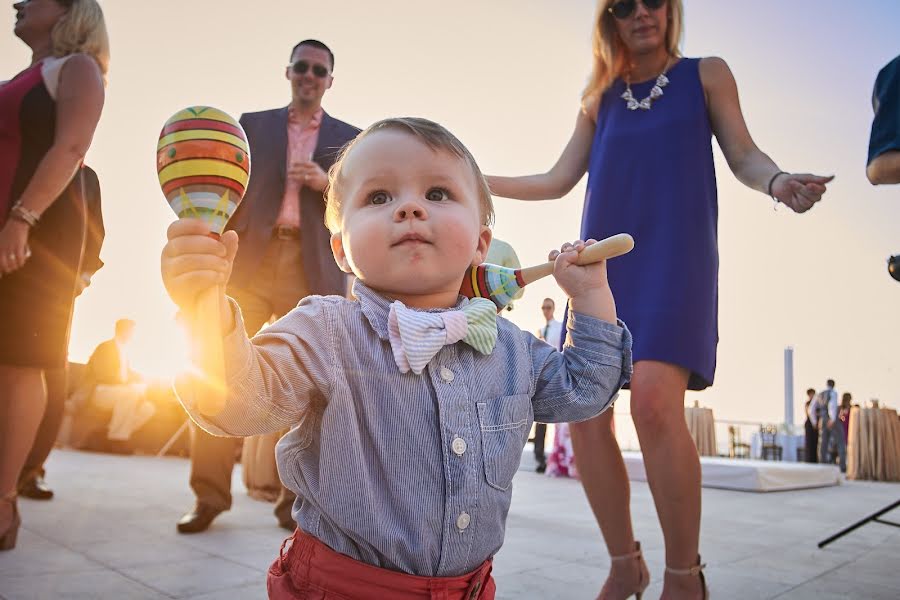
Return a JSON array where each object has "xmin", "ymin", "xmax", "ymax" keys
[{"xmin": 330, "ymin": 129, "xmax": 492, "ymax": 308}]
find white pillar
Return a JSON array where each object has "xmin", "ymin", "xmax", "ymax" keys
[{"xmin": 784, "ymin": 346, "xmax": 794, "ymax": 429}]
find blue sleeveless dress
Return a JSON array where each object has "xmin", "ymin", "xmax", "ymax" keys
[{"xmin": 582, "ymin": 57, "xmax": 717, "ymax": 390}]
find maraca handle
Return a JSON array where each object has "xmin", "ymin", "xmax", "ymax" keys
[
  {"xmin": 519, "ymin": 233, "xmax": 634, "ymax": 285},
  {"xmin": 573, "ymin": 233, "xmax": 634, "ymax": 266},
  {"xmin": 193, "ymin": 284, "xmax": 228, "ymax": 416}
]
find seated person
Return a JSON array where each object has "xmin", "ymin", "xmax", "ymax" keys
[{"xmin": 66, "ymin": 319, "xmax": 155, "ymax": 450}]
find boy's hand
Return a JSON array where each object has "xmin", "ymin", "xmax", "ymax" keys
[
  {"xmin": 161, "ymin": 219, "xmax": 238, "ymax": 312},
  {"xmin": 549, "ymin": 239, "xmax": 617, "ymax": 324}
]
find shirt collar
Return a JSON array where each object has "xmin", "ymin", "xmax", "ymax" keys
[
  {"xmin": 287, "ymin": 105, "xmax": 324, "ymax": 128},
  {"xmin": 353, "ymin": 279, "xmax": 472, "ymax": 341}
]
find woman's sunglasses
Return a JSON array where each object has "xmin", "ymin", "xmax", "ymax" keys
[
  {"xmin": 289, "ymin": 60, "xmax": 330, "ymax": 78},
  {"xmin": 608, "ymin": 0, "xmax": 666, "ymax": 20}
]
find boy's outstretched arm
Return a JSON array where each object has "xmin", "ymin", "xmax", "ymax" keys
[
  {"xmin": 530, "ymin": 239, "xmax": 632, "ymax": 424},
  {"xmin": 161, "ymin": 219, "xmax": 329, "ymax": 437}
]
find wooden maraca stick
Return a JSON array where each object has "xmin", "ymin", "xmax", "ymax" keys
[
  {"xmin": 460, "ymin": 233, "xmax": 634, "ymax": 310},
  {"xmin": 191, "ymin": 282, "xmax": 228, "ymax": 415},
  {"xmin": 518, "ymin": 233, "xmax": 634, "ymax": 285},
  {"xmin": 157, "ymin": 106, "xmax": 251, "ymax": 416}
]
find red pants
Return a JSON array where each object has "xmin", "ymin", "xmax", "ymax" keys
[{"xmin": 268, "ymin": 529, "xmax": 496, "ymax": 600}]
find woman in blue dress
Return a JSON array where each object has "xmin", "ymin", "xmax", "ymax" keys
[{"xmin": 487, "ymin": 1, "xmax": 831, "ymax": 598}]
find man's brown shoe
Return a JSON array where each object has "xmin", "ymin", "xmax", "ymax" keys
[
  {"xmin": 18, "ymin": 475, "xmax": 54, "ymax": 500},
  {"xmin": 176, "ymin": 504, "xmax": 223, "ymax": 534}
]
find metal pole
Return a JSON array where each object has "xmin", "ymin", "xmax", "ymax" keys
[
  {"xmin": 784, "ymin": 346, "xmax": 794, "ymax": 429},
  {"xmin": 818, "ymin": 499, "xmax": 900, "ymax": 548}
]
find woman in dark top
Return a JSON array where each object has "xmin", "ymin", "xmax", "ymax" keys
[
  {"xmin": 839, "ymin": 393, "xmax": 853, "ymax": 445},
  {"xmin": 487, "ymin": 1, "xmax": 831, "ymax": 597},
  {"xmin": 0, "ymin": 0, "xmax": 108, "ymax": 550},
  {"xmin": 804, "ymin": 388, "xmax": 818, "ymax": 463}
]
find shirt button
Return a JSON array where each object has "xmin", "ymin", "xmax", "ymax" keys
[
  {"xmin": 456, "ymin": 512, "xmax": 471, "ymax": 531},
  {"xmin": 451, "ymin": 437, "xmax": 467, "ymax": 456},
  {"xmin": 440, "ymin": 366, "xmax": 455, "ymax": 383}
]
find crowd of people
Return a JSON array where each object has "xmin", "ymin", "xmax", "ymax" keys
[
  {"xmin": 2, "ymin": 1, "xmax": 898, "ymax": 599},
  {"xmin": 803, "ymin": 379, "xmax": 856, "ymax": 473}
]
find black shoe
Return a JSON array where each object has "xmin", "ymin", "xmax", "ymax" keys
[
  {"xmin": 176, "ymin": 504, "xmax": 224, "ymax": 534},
  {"xmin": 18, "ymin": 475, "xmax": 54, "ymax": 500},
  {"xmin": 535, "ymin": 462, "xmax": 547, "ymax": 474}
]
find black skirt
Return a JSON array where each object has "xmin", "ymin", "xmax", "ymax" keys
[{"xmin": 0, "ymin": 174, "xmax": 86, "ymax": 368}]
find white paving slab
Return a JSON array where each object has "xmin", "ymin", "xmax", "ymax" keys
[{"xmin": 0, "ymin": 448, "xmax": 896, "ymax": 599}]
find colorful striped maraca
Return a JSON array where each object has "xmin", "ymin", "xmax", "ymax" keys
[
  {"xmin": 157, "ymin": 106, "xmax": 250, "ymax": 415},
  {"xmin": 157, "ymin": 106, "xmax": 250, "ymax": 235},
  {"xmin": 460, "ymin": 233, "xmax": 634, "ymax": 310}
]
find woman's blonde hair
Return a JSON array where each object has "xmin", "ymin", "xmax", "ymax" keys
[
  {"xmin": 325, "ymin": 117, "xmax": 495, "ymax": 233},
  {"xmin": 581, "ymin": 0, "xmax": 683, "ymax": 111},
  {"xmin": 51, "ymin": 0, "xmax": 110, "ymax": 78}
]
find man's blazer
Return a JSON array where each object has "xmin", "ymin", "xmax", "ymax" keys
[{"xmin": 228, "ymin": 107, "xmax": 361, "ymax": 296}]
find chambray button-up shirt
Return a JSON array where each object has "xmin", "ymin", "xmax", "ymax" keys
[{"xmin": 182, "ymin": 281, "xmax": 632, "ymax": 577}]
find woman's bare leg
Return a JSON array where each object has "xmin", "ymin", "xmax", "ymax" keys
[
  {"xmin": 570, "ymin": 408, "xmax": 644, "ymax": 599},
  {"xmin": 0, "ymin": 366, "xmax": 47, "ymax": 527},
  {"xmin": 629, "ymin": 361, "xmax": 703, "ymax": 599}
]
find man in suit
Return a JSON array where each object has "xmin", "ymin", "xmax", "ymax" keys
[
  {"xmin": 532, "ymin": 298, "xmax": 563, "ymax": 473},
  {"xmin": 817, "ymin": 379, "xmax": 845, "ymax": 472},
  {"xmin": 177, "ymin": 39, "xmax": 361, "ymax": 534}
]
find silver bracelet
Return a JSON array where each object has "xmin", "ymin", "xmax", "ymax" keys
[
  {"xmin": 10, "ymin": 201, "xmax": 40, "ymax": 227},
  {"xmin": 767, "ymin": 171, "xmax": 787, "ymax": 211}
]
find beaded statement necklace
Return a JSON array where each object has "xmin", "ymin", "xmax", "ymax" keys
[{"xmin": 622, "ymin": 58, "xmax": 672, "ymax": 111}]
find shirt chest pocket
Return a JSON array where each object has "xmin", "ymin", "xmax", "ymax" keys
[{"xmin": 477, "ymin": 394, "xmax": 533, "ymax": 491}]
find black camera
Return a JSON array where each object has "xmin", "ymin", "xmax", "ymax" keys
[{"xmin": 890, "ymin": 255, "xmax": 900, "ymax": 282}]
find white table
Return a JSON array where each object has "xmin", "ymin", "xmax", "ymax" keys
[{"xmin": 750, "ymin": 432, "xmax": 804, "ymax": 462}]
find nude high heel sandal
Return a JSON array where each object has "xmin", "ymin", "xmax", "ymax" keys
[
  {"xmin": 0, "ymin": 491, "xmax": 21, "ymax": 551},
  {"xmin": 606, "ymin": 541, "xmax": 650, "ymax": 600},
  {"xmin": 665, "ymin": 557, "xmax": 709, "ymax": 600}
]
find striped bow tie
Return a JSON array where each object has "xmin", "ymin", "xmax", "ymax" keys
[{"xmin": 387, "ymin": 298, "xmax": 498, "ymax": 375}]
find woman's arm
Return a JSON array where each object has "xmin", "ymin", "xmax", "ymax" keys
[
  {"xmin": 486, "ymin": 107, "xmax": 597, "ymax": 201},
  {"xmin": 0, "ymin": 55, "xmax": 105, "ymax": 274},
  {"xmin": 700, "ymin": 57, "xmax": 832, "ymax": 213},
  {"xmin": 17, "ymin": 54, "xmax": 105, "ymax": 215}
]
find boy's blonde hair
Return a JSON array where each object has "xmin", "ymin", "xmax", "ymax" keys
[
  {"xmin": 52, "ymin": 0, "xmax": 110, "ymax": 80},
  {"xmin": 325, "ymin": 117, "xmax": 495, "ymax": 233},
  {"xmin": 582, "ymin": 0, "xmax": 683, "ymax": 111}
]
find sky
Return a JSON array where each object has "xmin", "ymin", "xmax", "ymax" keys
[{"xmin": 2, "ymin": 0, "xmax": 899, "ymax": 426}]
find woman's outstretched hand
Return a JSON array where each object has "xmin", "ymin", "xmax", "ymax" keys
[{"xmin": 771, "ymin": 173, "xmax": 834, "ymax": 213}]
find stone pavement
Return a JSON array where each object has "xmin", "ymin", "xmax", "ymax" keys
[{"xmin": 1, "ymin": 449, "xmax": 898, "ymax": 599}]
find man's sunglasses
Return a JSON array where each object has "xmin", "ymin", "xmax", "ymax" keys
[
  {"xmin": 607, "ymin": 0, "xmax": 666, "ymax": 20},
  {"xmin": 289, "ymin": 60, "xmax": 330, "ymax": 78}
]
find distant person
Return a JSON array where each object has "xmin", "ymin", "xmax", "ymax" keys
[
  {"xmin": 1, "ymin": 0, "xmax": 109, "ymax": 551},
  {"xmin": 817, "ymin": 379, "xmax": 845, "ymax": 472},
  {"xmin": 838, "ymin": 392, "xmax": 852, "ymax": 451},
  {"xmin": 803, "ymin": 388, "xmax": 818, "ymax": 464},
  {"xmin": 533, "ymin": 297, "xmax": 563, "ymax": 472},
  {"xmin": 486, "ymin": 0, "xmax": 831, "ymax": 595},
  {"xmin": 484, "ymin": 237, "xmax": 523, "ymax": 313},
  {"xmin": 177, "ymin": 39, "xmax": 361, "ymax": 535},
  {"xmin": 18, "ymin": 165, "xmax": 105, "ymax": 500},
  {"xmin": 71, "ymin": 319, "xmax": 154, "ymax": 447},
  {"xmin": 867, "ymin": 54, "xmax": 900, "ymax": 185}
]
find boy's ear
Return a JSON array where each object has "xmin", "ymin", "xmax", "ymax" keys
[
  {"xmin": 330, "ymin": 231, "xmax": 354, "ymax": 274},
  {"xmin": 471, "ymin": 226, "xmax": 493, "ymax": 267}
]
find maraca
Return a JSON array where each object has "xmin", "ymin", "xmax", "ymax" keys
[
  {"xmin": 460, "ymin": 233, "xmax": 634, "ymax": 310},
  {"xmin": 157, "ymin": 106, "xmax": 251, "ymax": 415}
]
